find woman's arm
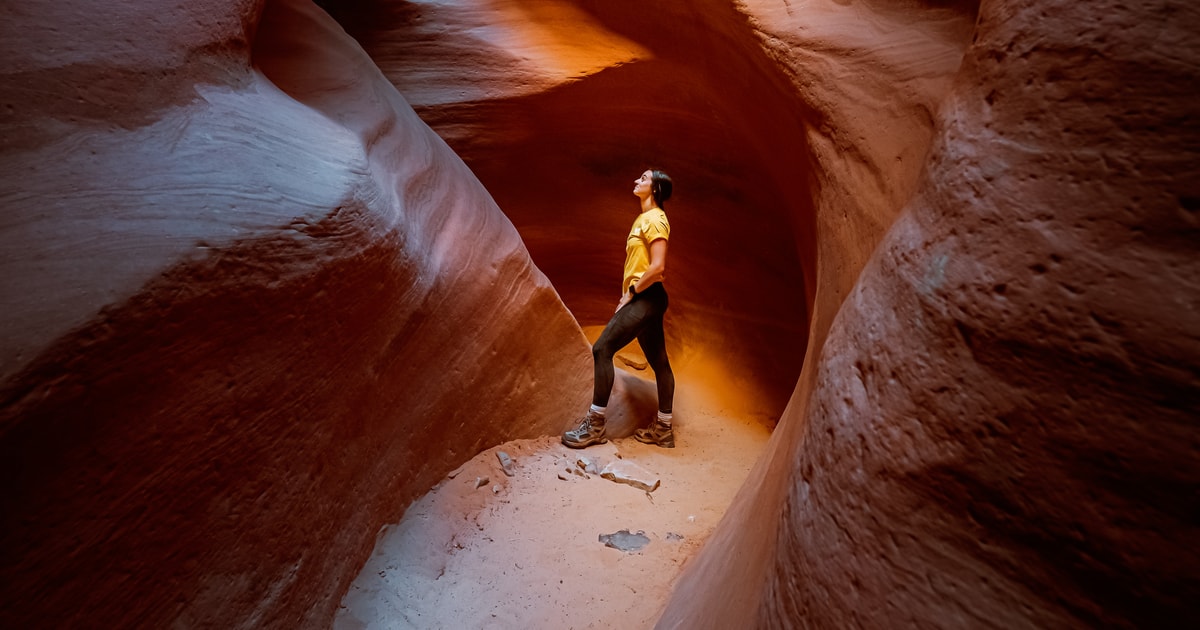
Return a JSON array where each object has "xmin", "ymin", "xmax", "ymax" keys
[
  {"xmin": 634, "ymin": 238, "xmax": 669, "ymax": 291},
  {"xmin": 618, "ymin": 238, "xmax": 669, "ymax": 311}
]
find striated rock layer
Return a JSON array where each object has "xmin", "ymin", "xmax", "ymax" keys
[
  {"xmin": 0, "ymin": 0, "xmax": 590, "ymax": 627},
  {"xmin": 3, "ymin": 0, "xmax": 1196, "ymax": 626},
  {"xmin": 321, "ymin": 0, "xmax": 818, "ymax": 422},
  {"xmin": 663, "ymin": 0, "xmax": 1199, "ymax": 627}
]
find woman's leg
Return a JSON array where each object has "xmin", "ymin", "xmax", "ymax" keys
[
  {"xmin": 564, "ymin": 295, "xmax": 660, "ymax": 449},
  {"xmin": 590, "ymin": 296, "xmax": 658, "ymax": 406},
  {"xmin": 632, "ymin": 285, "xmax": 676, "ymax": 447},
  {"xmin": 636, "ymin": 311, "xmax": 674, "ymax": 414}
]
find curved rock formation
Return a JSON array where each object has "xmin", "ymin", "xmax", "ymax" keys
[
  {"xmin": 661, "ymin": 0, "xmax": 1199, "ymax": 627},
  {"xmin": 0, "ymin": 0, "xmax": 589, "ymax": 627},
  {"xmin": 321, "ymin": 0, "xmax": 988, "ymax": 621},
  {"xmin": 3, "ymin": 0, "xmax": 1196, "ymax": 626},
  {"xmin": 322, "ymin": 0, "xmax": 818, "ymax": 420}
]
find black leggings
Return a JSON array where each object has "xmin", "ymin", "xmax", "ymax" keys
[{"xmin": 592, "ymin": 282, "xmax": 674, "ymax": 413}]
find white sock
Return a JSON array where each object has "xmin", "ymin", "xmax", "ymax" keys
[
  {"xmin": 590, "ymin": 404, "xmax": 607, "ymax": 417},
  {"xmin": 657, "ymin": 411, "xmax": 673, "ymax": 426}
]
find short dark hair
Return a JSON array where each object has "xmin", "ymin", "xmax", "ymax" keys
[{"xmin": 650, "ymin": 170, "xmax": 673, "ymax": 208}]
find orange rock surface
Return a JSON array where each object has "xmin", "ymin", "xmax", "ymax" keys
[
  {"xmin": 2, "ymin": 0, "xmax": 1197, "ymax": 627},
  {"xmin": 324, "ymin": 0, "xmax": 816, "ymax": 420},
  {"xmin": 0, "ymin": 0, "xmax": 589, "ymax": 627},
  {"xmin": 660, "ymin": 0, "xmax": 1200, "ymax": 627},
  {"xmin": 332, "ymin": 0, "xmax": 1199, "ymax": 625}
]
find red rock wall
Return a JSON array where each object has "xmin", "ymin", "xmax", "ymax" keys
[
  {"xmin": 663, "ymin": 0, "xmax": 1199, "ymax": 627},
  {"xmin": 4, "ymin": 0, "xmax": 1195, "ymax": 626},
  {"xmin": 0, "ymin": 0, "xmax": 590, "ymax": 627},
  {"xmin": 321, "ymin": 0, "xmax": 818, "ymax": 421}
]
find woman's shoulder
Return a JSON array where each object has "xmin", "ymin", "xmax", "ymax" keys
[{"xmin": 641, "ymin": 208, "xmax": 670, "ymax": 238}]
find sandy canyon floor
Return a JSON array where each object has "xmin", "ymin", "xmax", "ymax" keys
[{"xmin": 334, "ymin": 367, "xmax": 772, "ymax": 629}]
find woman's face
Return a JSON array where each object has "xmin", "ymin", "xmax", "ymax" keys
[{"xmin": 633, "ymin": 170, "xmax": 654, "ymax": 200}]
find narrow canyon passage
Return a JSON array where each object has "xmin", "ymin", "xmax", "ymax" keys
[
  {"xmin": 312, "ymin": 5, "xmax": 823, "ymax": 620},
  {"xmin": 1, "ymin": 0, "xmax": 1195, "ymax": 627},
  {"xmin": 319, "ymin": 0, "xmax": 818, "ymax": 422}
]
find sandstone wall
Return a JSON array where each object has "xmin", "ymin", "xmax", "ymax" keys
[
  {"xmin": 662, "ymin": 0, "xmax": 1199, "ymax": 627},
  {"xmin": 0, "ymin": 0, "xmax": 590, "ymax": 627},
  {"xmin": 3, "ymin": 0, "xmax": 1195, "ymax": 626},
  {"xmin": 321, "ymin": 0, "xmax": 819, "ymax": 421}
]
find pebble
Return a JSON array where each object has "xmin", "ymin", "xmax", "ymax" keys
[
  {"xmin": 496, "ymin": 451, "xmax": 516, "ymax": 477},
  {"xmin": 576, "ymin": 457, "xmax": 599, "ymax": 475}
]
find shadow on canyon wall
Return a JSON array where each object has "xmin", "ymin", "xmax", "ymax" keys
[{"xmin": 0, "ymin": 0, "xmax": 1196, "ymax": 627}]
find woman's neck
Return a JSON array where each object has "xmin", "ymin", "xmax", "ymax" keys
[{"xmin": 639, "ymin": 196, "xmax": 658, "ymax": 213}]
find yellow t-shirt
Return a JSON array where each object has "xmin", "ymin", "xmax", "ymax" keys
[{"xmin": 621, "ymin": 207, "xmax": 670, "ymax": 293}]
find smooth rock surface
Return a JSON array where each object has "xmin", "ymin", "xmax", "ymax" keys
[
  {"xmin": 322, "ymin": 0, "xmax": 818, "ymax": 423},
  {"xmin": 4, "ymin": 0, "xmax": 1196, "ymax": 627},
  {"xmin": 656, "ymin": 0, "xmax": 983, "ymax": 624},
  {"xmin": 0, "ymin": 0, "xmax": 589, "ymax": 627},
  {"xmin": 662, "ymin": 0, "xmax": 1199, "ymax": 628}
]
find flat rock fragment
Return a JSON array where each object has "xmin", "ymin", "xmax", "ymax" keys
[
  {"xmin": 599, "ymin": 529, "xmax": 650, "ymax": 552},
  {"xmin": 600, "ymin": 460, "xmax": 660, "ymax": 493}
]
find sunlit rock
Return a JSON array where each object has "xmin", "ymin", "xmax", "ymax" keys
[
  {"xmin": 326, "ymin": 0, "xmax": 817, "ymax": 422},
  {"xmin": 2, "ymin": 0, "xmax": 1195, "ymax": 627}
]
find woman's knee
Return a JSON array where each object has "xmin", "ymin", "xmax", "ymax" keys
[
  {"xmin": 592, "ymin": 341, "xmax": 614, "ymax": 362},
  {"xmin": 642, "ymin": 346, "xmax": 670, "ymax": 372}
]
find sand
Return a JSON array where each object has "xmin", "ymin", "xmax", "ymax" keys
[{"xmin": 333, "ymin": 372, "xmax": 771, "ymax": 629}]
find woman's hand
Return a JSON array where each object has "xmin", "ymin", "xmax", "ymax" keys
[{"xmin": 616, "ymin": 292, "xmax": 632, "ymax": 312}]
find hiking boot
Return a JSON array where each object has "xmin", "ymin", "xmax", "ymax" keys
[
  {"xmin": 634, "ymin": 420, "xmax": 675, "ymax": 448},
  {"xmin": 562, "ymin": 410, "xmax": 608, "ymax": 449}
]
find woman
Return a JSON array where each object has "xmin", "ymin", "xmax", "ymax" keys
[{"xmin": 563, "ymin": 169, "xmax": 677, "ymax": 449}]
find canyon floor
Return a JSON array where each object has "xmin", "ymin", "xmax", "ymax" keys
[{"xmin": 333, "ymin": 363, "xmax": 772, "ymax": 629}]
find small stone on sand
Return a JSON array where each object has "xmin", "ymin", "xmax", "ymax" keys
[
  {"xmin": 497, "ymin": 451, "xmax": 515, "ymax": 477},
  {"xmin": 598, "ymin": 529, "xmax": 650, "ymax": 552}
]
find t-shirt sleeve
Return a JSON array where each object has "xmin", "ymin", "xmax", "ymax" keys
[{"xmin": 642, "ymin": 213, "xmax": 670, "ymax": 243}]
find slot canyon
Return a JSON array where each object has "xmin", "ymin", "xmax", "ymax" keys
[{"xmin": 0, "ymin": 0, "xmax": 1196, "ymax": 627}]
